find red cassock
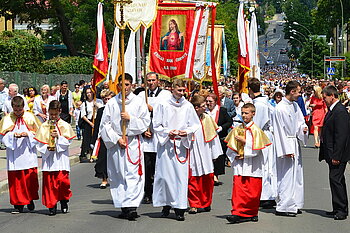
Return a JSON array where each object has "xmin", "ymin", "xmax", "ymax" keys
[
  {"xmin": 188, "ymin": 173, "xmax": 214, "ymax": 208},
  {"xmin": 8, "ymin": 167, "xmax": 39, "ymax": 205},
  {"xmin": 231, "ymin": 175, "xmax": 262, "ymax": 217},
  {"xmin": 42, "ymin": 171, "xmax": 72, "ymax": 208}
]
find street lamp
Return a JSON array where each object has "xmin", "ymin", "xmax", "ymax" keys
[
  {"xmin": 292, "ymin": 22, "xmax": 314, "ymax": 78},
  {"xmin": 339, "ymin": 0, "xmax": 344, "ymax": 55}
]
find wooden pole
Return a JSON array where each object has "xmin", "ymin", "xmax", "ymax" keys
[{"xmin": 120, "ymin": 4, "xmax": 126, "ymax": 138}]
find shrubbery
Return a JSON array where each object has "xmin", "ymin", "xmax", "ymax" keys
[
  {"xmin": 0, "ymin": 30, "xmax": 44, "ymax": 72},
  {"xmin": 39, "ymin": 56, "xmax": 93, "ymax": 74}
]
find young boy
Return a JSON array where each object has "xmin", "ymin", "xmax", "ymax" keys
[
  {"xmin": 34, "ymin": 100, "xmax": 76, "ymax": 216},
  {"xmin": 73, "ymin": 101, "xmax": 82, "ymax": 140},
  {"xmin": 0, "ymin": 96, "xmax": 41, "ymax": 213},
  {"xmin": 224, "ymin": 103, "xmax": 271, "ymax": 223},
  {"xmin": 188, "ymin": 95, "xmax": 223, "ymax": 214}
]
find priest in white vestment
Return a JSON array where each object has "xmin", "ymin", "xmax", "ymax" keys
[
  {"xmin": 99, "ymin": 74, "xmax": 150, "ymax": 221},
  {"xmin": 272, "ymin": 81, "xmax": 308, "ymax": 217},
  {"xmin": 152, "ymin": 79, "xmax": 200, "ymax": 221},
  {"xmin": 137, "ymin": 72, "xmax": 171, "ymax": 204},
  {"xmin": 248, "ymin": 78, "xmax": 277, "ymax": 208}
]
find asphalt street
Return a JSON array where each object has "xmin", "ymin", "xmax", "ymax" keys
[
  {"xmin": 0, "ymin": 137, "xmax": 349, "ymax": 233},
  {"xmin": 260, "ymin": 14, "xmax": 290, "ymax": 67}
]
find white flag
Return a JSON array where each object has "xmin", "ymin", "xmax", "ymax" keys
[
  {"xmin": 249, "ymin": 12, "xmax": 260, "ymax": 79},
  {"xmin": 107, "ymin": 27, "xmax": 120, "ymax": 82},
  {"xmin": 193, "ymin": 7, "xmax": 209, "ymax": 81},
  {"xmin": 125, "ymin": 31, "xmax": 136, "ymax": 83}
]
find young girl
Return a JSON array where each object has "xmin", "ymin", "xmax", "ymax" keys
[{"xmin": 34, "ymin": 100, "xmax": 76, "ymax": 216}]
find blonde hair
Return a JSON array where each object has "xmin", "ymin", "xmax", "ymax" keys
[{"xmin": 313, "ymin": 86, "xmax": 322, "ymax": 99}]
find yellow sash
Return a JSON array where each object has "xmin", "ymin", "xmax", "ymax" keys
[
  {"xmin": 0, "ymin": 112, "xmax": 41, "ymax": 135},
  {"xmin": 224, "ymin": 122, "xmax": 271, "ymax": 154},
  {"xmin": 34, "ymin": 119, "xmax": 76, "ymax": 144},
  {"xmin": 201, "ymin": 113, "xmax": 219, "ymax": 142}
]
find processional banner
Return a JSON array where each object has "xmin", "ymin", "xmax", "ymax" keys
[{"xmin": 149, "ymin": 2, "xmax": 197, "ymax": 80}]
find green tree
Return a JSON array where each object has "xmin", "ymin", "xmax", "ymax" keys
[
  {"xmin": 216, "ymin": 1, "xmax": 239, "ymax": 75},
  {"xmin": 298, "ymin": 37, "xmax": 328, "ymax": 78},
  {"xmin": 0, "ymin": 30, "xmax": 44, "ymax": 72},
  {"xmin": 0, "ymin": 0, "xmax": 115, "ymax": 56},
  {"xmin": 311, "ymin": 0, "xmax": 350, "ymax": 37}
]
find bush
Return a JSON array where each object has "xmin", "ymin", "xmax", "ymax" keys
[
  {"xmin": 0, "ymin": 30, "xmax": 44, "ymax": 72},
  {"xmin": 39, "ymin": 56, "xmax": 94, "ymax": 74}
]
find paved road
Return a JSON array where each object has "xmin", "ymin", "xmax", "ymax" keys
[
  {"xmin": 259, "ymin": 14, "xmax": 290, "ymax": 67},
  {"xmin": 0, "ymin": 137, "xmax": 349, "ymax": 233}
]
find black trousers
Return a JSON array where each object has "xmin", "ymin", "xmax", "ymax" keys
[
  {"xmin": 328, "ymin": 162, "xmax": 349, "ymax": 216},
  {"xmin": 144, "ymin": 152, "xmax": 157, "ymax": 198}
]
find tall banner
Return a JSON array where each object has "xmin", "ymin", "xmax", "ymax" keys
[
  {"xmin": 204, "ymin": 25, "xmax": 223, "ymax": 82},
  {"xmin": 115, "ymin": 0, "xmax": 157, "ymax": 31},
  {"xmin": 193, "ymin": 7, "xmax": 209, "ymax": 81},
  {"xmin": 237, "ymin": 2, "xmax": 250, "ymax": 93},
  {"xmin": 149, "ymin": 2, "xmax": 197, "ymax": 80},
  {"xmin": 249, "ymin": 11, "xmax": 260, "ymax": 80},
  {"xmin": 222, "ymin": 29, "xmax": 228, "ymax": 78},
  {"xmin": 92, "ymin": 2, "xmax": 108, "ymax": 93}
]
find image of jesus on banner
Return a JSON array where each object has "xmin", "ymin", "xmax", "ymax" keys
[{"xmin": 160, "ymin": 16, "xmax": 185, "ymax": 51}]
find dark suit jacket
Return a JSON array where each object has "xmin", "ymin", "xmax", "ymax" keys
[
  {"xmin": 223, "ymin": 97, "xmax": 236, "ymax": 118},
  {"xmin": 217, "ymin": 106, "xmax": 233, "ymax": 139},
  {"xmin": 319, "ymin": 102, "xmax": 350, "ymax": 163}
]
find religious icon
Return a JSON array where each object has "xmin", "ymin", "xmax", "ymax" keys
[{"xmin": 160, "ymin": 18, "xmax": 184, "ymax": 51}]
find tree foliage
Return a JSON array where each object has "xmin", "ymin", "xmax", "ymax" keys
[
  {"xmin": 0, "ymin": 0, "xmax": 115, "ymax": 56},
  {"xmin": 39, "ymin": 56, "xmax": 93, "ymax": 74},
  {"xmin": 0, "ymin": 30, "xmax": 44, "ymax": 72},
  {"xmin": 312, "ymin": 0, "xmax": 350, "ymax": 37},
  {"xmin": 298, "ymin": 37, "xmax": 328, "ymax": 78}
]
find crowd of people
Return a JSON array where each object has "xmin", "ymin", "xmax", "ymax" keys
[{"xmin": 0, "ymin": 67, "xmax": 349, "ymax": 222}]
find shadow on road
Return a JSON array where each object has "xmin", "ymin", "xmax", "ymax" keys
[
  {"xmin": 303, "ymin": 208, "xmax": 334, "ymax": 218},
  {"xmin": 90, "ymin": 210, "xmax": 120, "ymax": 218},
  {"xmin": 91, "ymin": 199, "xmax": 113, "ymax": 205},
  {"xmin": 86, "ymin": 184, "xmax": 101, "ymax": 189}
]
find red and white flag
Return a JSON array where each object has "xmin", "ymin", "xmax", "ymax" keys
[{"xmin": 92, "ymin": 2, "xmax": 108, "ymax": 93}]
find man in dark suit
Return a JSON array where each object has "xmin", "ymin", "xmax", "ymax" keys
[
  {"xmin": 218, "ymin": 86, "xmax": 236, "ymax": 118},
  {"xmin": 320, "ymin": 85, "xmax": 350, "ymax": 220}
]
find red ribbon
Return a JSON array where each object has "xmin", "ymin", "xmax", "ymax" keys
[{"xmin": 125, "ymin": 135, "xmax": 143, "ymax": 176}]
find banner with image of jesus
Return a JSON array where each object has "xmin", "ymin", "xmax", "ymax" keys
[{"xmin": 149, "ymin": 2, "xmax": 197, "ymax": 80}]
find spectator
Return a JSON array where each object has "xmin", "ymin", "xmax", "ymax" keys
[
  {"xmin": 33, "ymin": 85, "xmax": 55, "ymax": 123},
  {"xmin": 55, "ymin": 81, "xmax": 73, "ymax": 123},
  {"xmin": 72, "ymin": 83, "xmax": 82, "ymax": 108}
]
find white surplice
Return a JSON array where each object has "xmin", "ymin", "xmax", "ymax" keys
[
  {"xmin": 138, "ymin": 89, "xmax": 171, "ymax": 152},
  {"xmin": 272, "ymin": 97, "xmax": 308, "ymax": 213},
  {"xmin": 36, "ymin": 135, "xmax": 71, "ymax": 172},
  {"xmin": 2, "ymin": 120, "xmax": 37, "ymax": 171},
  {"xmin": 152, "ymin": 95, "xmax": 200, "ymax": 209},
  {"xmin": 190, "ymin": 114, "xmax": 222, "ymax": 177},
  {"xmin": 227, "ymin": 122, "xmax": 264, "ymax": 177},
  {"xmin": 253, "ymin": 96, "xmax": 277, "ymax": 200},
  {"xmin": 99, "ymin": 92, "xmax": 150, "ymax": 208}
]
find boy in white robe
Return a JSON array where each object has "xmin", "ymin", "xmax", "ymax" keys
[
  {"xmin": 34, "ymin": 100, "xmax": 76, "ymax": 216},
  {"xmin": 272, "ymin": 81, "xmax": 308, "ymax": 217},
  {"xmin": 0, "ymin": 96, "xmax": 41, "ymax": 213},
  {"xmin": 225, "ymin": 103, "xmax": 271, "ymax": 223},
  {"xmin": 152, "ymin": 79, "xmax": 200, "ymax": 221},
  {"xmin": 99, "ymin": 74, "xmax": 150, "ymax": 221},
  {"xmin": 188, "ymin": 95, "xmax": 222, "ymax": 214}
]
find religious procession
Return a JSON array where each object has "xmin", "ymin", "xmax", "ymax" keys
[{"xmin": 0, "ymin": 0, "xmax": 349, "ymax": 232}]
